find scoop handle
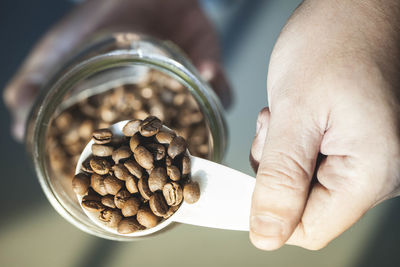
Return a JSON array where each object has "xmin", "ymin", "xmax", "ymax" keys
[{"xmin": 173, "ymin": 156, "xmax": 256, "ymax": 231}]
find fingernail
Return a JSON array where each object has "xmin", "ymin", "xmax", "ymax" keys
[
  {"xmin": 255, "ymin": 118, "xmax": 268, "ymax": 142},
  {"xmin": 251, "ymin": 119, "xmax": 268, "ymax": 163},
  {"xmin": 198, "ymin": 61, "xmax": 215, "ymax": 82},
  {"xmin": 250, "ymin": 232, "xmax": 284, "ymax": 251},
  {"xmin": 256, "ymin": 119, "xmax": 262, "ymax": 134},
  {"xmin": 256, "ymin": 107, "xmax": 269, "ymax": 134},
  {"xmin": 12, "ymin": 120, "xmax": 25, "ymax": 142},
  {"xmin": 250, "ymin": 215, "xmax": 284, "ymax": 237}
]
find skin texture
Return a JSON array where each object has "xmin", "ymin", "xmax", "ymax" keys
[
  {"xmin": 3, "ymin": 0, "xmax": 231, "ymax": 141},
  {"xmin": 250, "ymin": 0, "xmax": 400, "ymax": 250}
]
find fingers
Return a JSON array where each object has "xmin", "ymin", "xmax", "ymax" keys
[
  {"xmin": 286, "ymin": 155, "xmax": 377, "ymax": 249},
  {"xmin": 157, "ymin": 0, "xmax": 232, "ymax": 108},
  {"xmin": 3, "ymin": 81, "xmax": 40, "ymax": 141},
  {"xmin": 197, "ymin": 61, "xmax": 232, "ymax": 109},
  {"xmin": 4, "ymin": 0, "xmax": 232, "ymax": 142},
  {"xmin": 250, "ymin": 107, "xmax": 322, "ymax": 250},
  {"xmin": 3, "ymin": 0, "xmax": 110, "ymax": 141},
  {"xmin": 250, "ymin": 107, "xmax": 270, "ymax": 172}
]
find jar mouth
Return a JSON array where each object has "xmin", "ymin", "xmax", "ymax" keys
[{"xmin": 26, "ymin": 35, "xmax": 227, "ymax": 240}]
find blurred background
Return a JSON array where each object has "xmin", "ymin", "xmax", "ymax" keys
[{"xmin": 0, "ymin": 0, "xmax": 399, "ymax": 266}]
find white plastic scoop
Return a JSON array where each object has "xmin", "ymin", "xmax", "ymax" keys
[{"xmin": 75, "ymin": 121, "xmax": 256, "ymax": 237}]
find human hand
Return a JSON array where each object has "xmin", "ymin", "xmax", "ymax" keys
[
  {"xmin": 3, "ymin": 0, "xmax": 231, "ymax": 141},
  {"xmin": 250, "ymin": 0, "xmax": 400, "ymax": 250}
]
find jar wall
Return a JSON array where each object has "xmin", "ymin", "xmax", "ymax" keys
[{"xmin": 26, "ymin": 33, "xmax": 227, "ymax": 240}]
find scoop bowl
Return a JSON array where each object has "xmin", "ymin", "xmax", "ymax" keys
[{"xmin": 75, "ymin": 120, "xmax": 256, "ymax": 237}]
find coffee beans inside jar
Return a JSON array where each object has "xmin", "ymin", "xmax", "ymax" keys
[
  {"xmin": 72, "ymin": 116, "xmax": 201, "ymax": 234},
  {"xmin": 47, "ymin": 70, "xmax": 210, "ymax": 185}
]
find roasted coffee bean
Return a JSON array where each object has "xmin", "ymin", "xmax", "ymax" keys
[
  {"xmin": 82, "ymin": 199, "xmax": 106, "ymax": 212},
  {"xmin": 165, "ymin": 156, "xmax": 173, "ymax": 167},
  {"xmin": 134, "ymin": 110, "xmax": 150, "ymax": 120},
  {"xmin": 166, "ymin": 165, "xmax": 180, "ymax": 181},
  {"xmin": 190, "ymin": 126, "xmax": 207, "ymax": 145},
  {"xmin": 65, "ymin": 141, "xmax": 84, "ymax": 155},
  {"xmin": 149, "ymin": 192, "xmax": 168, "ymax": 217},
  {"xmin": 109, "ymin": 135, "xmax": 126, "ymax": 147},
  {"xmin": 93, "ymin": 129, "xmax": 113, "ymax": 144},
  {"xmin": 84, "ymin": 188, "xmax": 101, "ymax": 199},
  {"xmin": 66, "ymin": 110, "xmax": 203, "ymax": 232},
  {"xmin": 134, "ymin": 146, "xmax": 154, "ymax": 170},
  {"xmin": 175, "ymin": 128, "xmax": 189, "ymax": 140},
  {"xmin": 150, "ymin": 101, "xmax": 165, "ymax": 121},
  {"xmin": 98, "ymin": 121, "xmax": 111, "ymax": 129},
  {"xmin": 81, "ymin": 156, "xmax": 94, "ymax": 173},
  {"xmin": 183, "ymin": 181, "xmax": 200, "ymax": 204},
  {"xmin": 114, "ymin": 189, "xmax": 131, "ymax": 209},
  {"xmin": 72, "ymin": 173, "xmax": 90, "ymax": 195},
  {"xmin": 121, "ymin": 197, "xmax": 141, "ymax": 217},
  {"xmin": 173, "ymin": 93, "xmax": 186, "ymax": 106},
  {"xmin": 148, "ymin": 167, "xmax": 168, "ymax": 192},
  {"xmin": 197, "ymin": 144, "xmax": 209, "ymax": 155},
  {"xmin": 140, "ymin": 87, "xmax": 154, "ymax": 99},
  {"xmin": 155, "ymin": 131, "xmax": 175, "ymax": 144},
  {"xmin": 91, "ymin": 173, "xmax": 108, "ymax": 196},
  {"xmin": 163, "ymin": 205, "xmax": 180, "ymax": 219},
  {"xmin": 138, "ymin": 176, "xmax": 152, "ymax": 200},
  {"xmin": 90, "ymin": 157, "xmax": 111, "ymax": 175},
  {"xmin": 168, "ymin": 136, "xmax": 186, "ymax": 158},
  {"xmin": 137, "ymin": 206, "xmax": 159, "ymax": 228},
  {"xmin": 139, "ymin": 116, "xmax": 162, "ymax": 137},
  {"xmin": 55, "ymin": 112, "xmax": 72, "ymax": 132},
  {"xmin": 118, "ymin": 218, "xmax": 144, "ymax": 234},
  {"xmin": 101, "ymin": 195, "xmax": 116, "ymax": 208},
  {"xmin": 178, "ymin": 110, "xmax": 203, "ymax": 127},
  {"xmin": 122, "ymin": 119, "xmax": 141, "ymax": 136},
  {"xmin": 62, "ymin": 129, "xmax": 80, "ymax": 146},
  {"xmin": 124, "ymin": 159, "xmax": 143, "ymax": 178},
  {"xmin": 100, "ymin": 105, "xmax": 118, "ymax": 122},
  {"xmin": 104, "ymin": 175, "xmax": 124, "ymax": 195},
  {"xmin": 129, "ymin": 133, "xmax": 141, "ymax": 152},
  {"xmin": 112, "ymin": 164, "xmax": 132, "ymax": 181},
  {"xmin": 92, "ymin": 144, "xmax": 114, "ymax": 157},
  {"xmin": 112, "ymin": 146, "xmax": 132, "ymax": 163},
  {"xmin": 66, "ymin": 141, "xmax": 85, "ymax": 156},
  {"xmin": 181, "ymin": 154, "xmax": 191, "ymax": 176},
  {"xmin": 163, "ymin": 182, "xmax": 183, "ymax": 206},
  {"xmin": 49, "ymin": 142, "xmax": 66, "ymax": 171},
  {"xmin": 78, "ymin": 100, "xmax": 96, "ymax": 117},
  {"xmin": 78, "ymin": 120, "xmax": 94, "ymax": 140},
  {"xmin": 99, "ymin": 208, "xmax": 122, "ymax": 228},
  {"xmin": 147, "ymin": 143, "xmax": 166, "ymax": 161},
  {"xmin": 125, "ymin": 176, "xmax": 139, "ymax": 194}
]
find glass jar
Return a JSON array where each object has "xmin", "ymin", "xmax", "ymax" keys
[{"xmin": 25, "ymin": 32, "xmax": 227, "ymax": 240}]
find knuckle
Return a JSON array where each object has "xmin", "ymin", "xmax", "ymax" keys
[
  {"xmin": 3, "ymin": 84, "xmax": 15, "ymax": 107},
  {"xmin": 257, "ymin": 152, "xmax": 310, "ymax": 193},
  {"xmin": 292, "ymin": 221, "xmax": 330, "ymax": 250},
  {"xmin": 257, "ymin": 168, "xmax": 303, "ymax": 192}
]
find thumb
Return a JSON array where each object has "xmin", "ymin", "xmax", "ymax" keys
[{"xmin": 249, "ymin": 107, "xmax": 322, "ymax": 250}]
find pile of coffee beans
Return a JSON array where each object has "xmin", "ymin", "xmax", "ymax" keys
[
  {"xmin": 72, "ymin": 116, "xmax": 200, "ymax": 234},
  {"xmin": 48, "ymin": 70, "xmax": 210, "ymax": 183}
]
